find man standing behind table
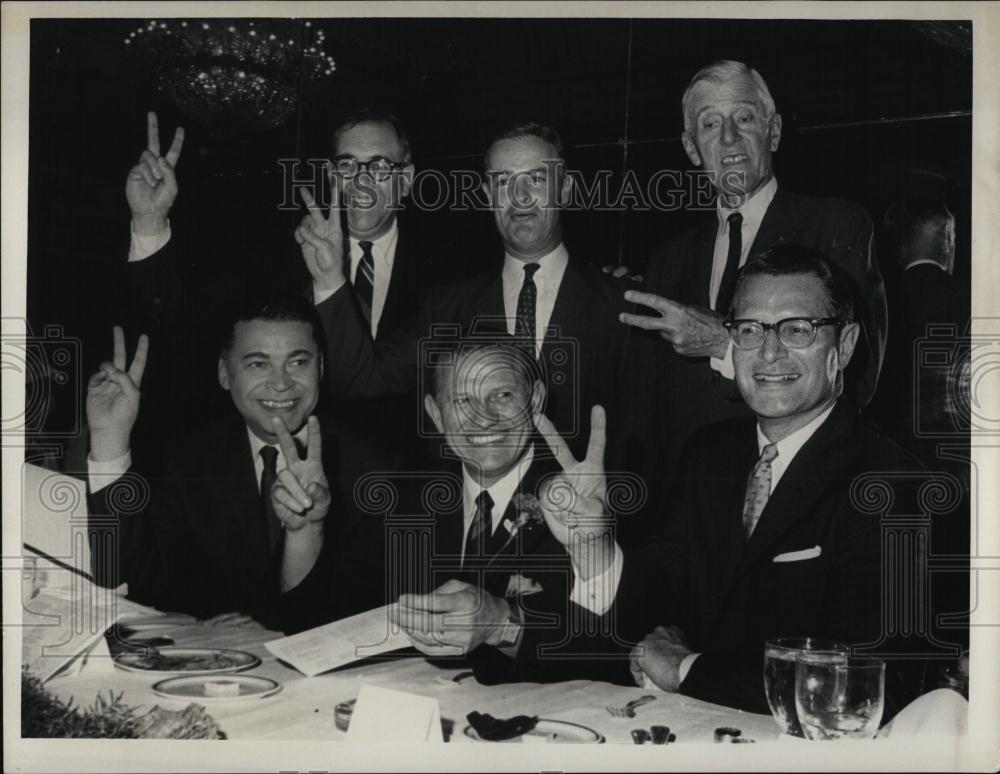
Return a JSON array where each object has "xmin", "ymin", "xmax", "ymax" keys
[
  {"xmin": 617, "ymin": 60, "xmax": 888, "ymax": 498},
  {"xmin": 85, "ymin": 298, "xmax": 381, "ymax": 633},
  {"xmin": 383, "ymin": 335, "xmax": 572, "ymax": 675},
  {"xmin": 298, "ymin": 123, "xmax": 634, "ymax": 461},
  {"xmin": 501, "ymin": 247, "xmax": 921, "ymax": 714},
  {"xmin": 120, "ymin": 110, "xmax": 432, "ymax": 467}
]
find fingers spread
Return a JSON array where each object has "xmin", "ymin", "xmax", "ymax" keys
[
  {"xmin": 128, "ymin": 334, "xmax": 149, "ymax": 385},
  {"xmin": 299, "ymin": 187, "xmax": 322, "ymax": 221},
  {"xmin": 624, "ymin": 290, "xmax": 675, "ymax": 314},
  {"xmin": 619, "ymin": 312, "xmax": 668, "ymax": 331},
  {"xmin": 271, "ymin": 415, "xmax": 300, "ymax": 463},
  {"xmin": 164, "ymin": 126, "xmax": 185, "ymax": 167},
  {"xmin": 535, "ymin": 413, "xmax": 576, "ymax": 470}
]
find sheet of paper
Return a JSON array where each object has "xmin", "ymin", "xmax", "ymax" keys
[
  {"xmin": 347, "ymin": 684, "xmax": 443, "ymax": 742},
  {"xmin": 264, "ymin": 604, "xmax": 415, "ymax": 677}
]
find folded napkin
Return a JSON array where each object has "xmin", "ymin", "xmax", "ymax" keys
[{"xmin": 878, "ymin": 688, "xmax": 968, "ymax": 738}]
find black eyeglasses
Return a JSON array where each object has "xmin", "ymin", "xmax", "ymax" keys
[
  {"xmin": 330, "ymin": 156, "xmax": 407, "ymax": 182},
  {"xmin": 724, "ymin": 317, "xmax": 848, "ymax": 349}
]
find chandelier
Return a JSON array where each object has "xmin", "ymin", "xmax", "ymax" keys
[{"xmin": 125, "ymin": 19, "xmax": 336, "ymax": 132}]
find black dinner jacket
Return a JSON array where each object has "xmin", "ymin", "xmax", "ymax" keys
[
  {"xmin": 507, "ymin": 401, "xmax": 923, "ymax": 713},
  {"xmin": 616, "ymin": 185, "xmax": 888, "ymax": 526},
  {"xmin": 318, "ymin": 251, "xmax": 634, "ymax": 461},
  {"xmin": 86, "ymin": 411, "xmax": 385, "ymax": 634}
]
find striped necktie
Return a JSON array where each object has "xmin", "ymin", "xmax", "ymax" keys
[
  {"xmin": 716, "ymin": 211, "xmax": 743, "ymax": 313},
  {"xmin": 354, "ymin": 240, "xmax": 375, "ymax": 323},
  {"xmin": 742, "ymin": 442, "xmax": 778, "ymax": 539}
]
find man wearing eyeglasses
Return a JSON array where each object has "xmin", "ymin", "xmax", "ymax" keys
[
  {"xmin": 496, "ymin": 245, "xmax": 922, "ymax": 715},
  {"xmin": 615, "ymin": 60, "xmax": 888, "ymax": 511}
]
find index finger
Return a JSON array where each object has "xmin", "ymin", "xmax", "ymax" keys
[
  {"xmin": 305, "ymin": 415, "xmax": 321, "ymax": 461},
  {"xmin": 299, "ymin": 187, "xmax": 323, "ymax": 221},
  {"xmin": 164, "ymin": 126, "xmax": 185, "ymax": 166},
  {"xmin": 146, "ymin": 111, "xmax": 160, "ymax": 156},
  {"xmin": 584, "ymin": 405, "xmax": 607, "ymax": 467},
  {"xmin": 624, "ymin": 290, "xmax": 679, "ymax": 316},
  {"xmin": 270, "ymin": 416, "xmax": 300, "ymax": 463},
  {"xmin": 128, "ymin": 334, "xmax": 149, "ymax": 386},
  {"xmin": 535, "ymin": 412, "xmax": 577, "ymax": 470},
  {"xmin": 112, "ymin": 326, "xmax": 126, "ymax": 371}
]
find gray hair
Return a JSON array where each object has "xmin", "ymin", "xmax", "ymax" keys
[{"xmin": 682, "ymin": 60, "xmax": 776, "ymax": 135}]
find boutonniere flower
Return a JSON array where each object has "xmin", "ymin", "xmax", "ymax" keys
[{"xmin": 504, "ymin": 493, "xmax": 544, "ymax": 536}]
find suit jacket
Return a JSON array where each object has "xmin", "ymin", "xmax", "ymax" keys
[
  {"xmin": 616, "ymin": 185, "xmax": 888, "ymax": 532},
  {"xmin": 318, "ymin": 253, "xmax": 634, "ymax": 461},
  {"xmin": 507, "ymin": 401, "xmax": 923, "ymax": 713},
  {"xmin": 86, "ymin": 412, "xmax": 385, "ymax": 634}
]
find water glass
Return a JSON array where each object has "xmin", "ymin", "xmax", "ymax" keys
[
  {"xmin": 795, "ymin": 657, "xmax": 886, "ymax": 740},
  {"xmin": 763, "ymin": 637, "xmax": 848, "ymax": 737}
]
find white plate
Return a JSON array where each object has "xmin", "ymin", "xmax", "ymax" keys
[
  {"xmin": 114, "ymin": 647, "xmax": 261, "ymax": 675},
  {"xmin": 152, "ymin": 674, "xmax": 281, "ymax": 701},
  {"xmin": 464, "ymin": 719, "xmax": 604, "ymax": 743}
]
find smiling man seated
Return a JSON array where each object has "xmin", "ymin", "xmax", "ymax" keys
[
  {"xmin": 497, "ymin": 245, "xmax": 924, "ymax": 713},
  {"xmin": 85, "ymin": 297, "xmax": 381, "ymax": 634},
  {"xmin": 389, "ymin": 332, "xmax": 572, "ymax": 671}
]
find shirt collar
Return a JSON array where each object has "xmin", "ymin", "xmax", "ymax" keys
[
  {"xmin": 718, "ymin": 176, "xmax": 779, "ymax": 228},
  {"xmin": 502, "ymin": 242, "xmax": 569, "ymax": 284},
  {"xmin": 462, "ymin": 444, "xmax": 535, "ymax": 530},
  {"xmin": 349, "ymin": 218, "xmax": 398, "ymax": 261},
  {"xmin": 756, "ymin": 401, "xmax": 836, "ymax": 462}
]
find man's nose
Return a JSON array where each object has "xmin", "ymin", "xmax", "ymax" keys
[
  {"xmin": 268, "ymin": 369, "xmax": 294, "ymax": 390},
  {"xmin": 721, "ymin": 116, "xmax": 740, "ymax": 146},
  {"xmin": 759, "ymin": 327, "xmax": 788, "ymax": 362}
]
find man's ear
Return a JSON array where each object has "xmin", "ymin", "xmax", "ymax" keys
[
  {"xmin": 558, "ymin": 171, "xmax": 574, "ymax": 207},
  {"xmin": 530, "ymin": 381, "xmax": 547, "ymax": 420},
  {"xmin": 837, "ymin": 322, "xmax": 860, "ymax": 370},
  {"xmin": 768, "ymin": 112, "xmax": 783, "ymax": 152},
  {"xmin": 424, "ymin": 393, "xmax": 444, "ymax": 434},
  {"xmin": 398, "ymin": 163, "xmax": 415, "ymax": 199},
  {"xmin": 681, "ymin": 132, "xmax": 702, "ymax": 167},
  {"xmin": 218, "ymin": 358, "xmax": 231, "ymax": 391}
]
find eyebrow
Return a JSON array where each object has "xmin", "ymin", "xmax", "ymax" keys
[
  {"xmin": 239, "ymin": 349, "xmax": 314, "ymax": 362},
  {"xmin": 697, "ymin": 100, "xmax": 761, "ymax": 116}
]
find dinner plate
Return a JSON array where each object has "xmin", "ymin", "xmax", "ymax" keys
[
  {"xmin": 152, "ymin": 674, "xmax": 281, "ymax": 701},
  {"xmin": 463, "ymin": 719, "xmax": 605, "ymax": 743},
  {"xmin": 114, "ymin": 647, "xmax": 261, "ymax": 675}
]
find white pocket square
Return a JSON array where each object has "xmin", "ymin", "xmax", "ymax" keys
[{"xmin": 772, "ymin": 545, "xmax": 822, "ymax": 563}]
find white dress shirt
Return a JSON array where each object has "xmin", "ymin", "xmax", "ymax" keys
[
  {"xmin": 708, "ymin": 176, "xmax": 779, "ymax": 379},
  {"xmin": 459, "ymin": 446, "xmax": 534, "ymax": 562},
  {"xmin": 501, "ymin": 243, "xmax": 570, "ymax": 356},
  {"xmin": 87, "ymin": 425, "xmax": 306, "ymax": 495}
]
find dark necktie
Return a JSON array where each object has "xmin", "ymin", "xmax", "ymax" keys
[
  {"xmin": 743, "ymin": 443, "xmax": 778, "ymax": 539},
  {"xmin": 354, "ymin": 240, "xmax": 375, "ymax": 323},
  {"xmin": 515, "ymin": 262, "xmax": 541, "ymax": 345},
  {"xmin": 259, "ymin": 446, "xmax": 283, "ymax": 557},
  {"xmin": 463, "ymin": 491, "xmax": 494, "ymax": 567},
  {"xmin": 715, "ymin": 211, "xmax": 743, "ymax": 313}
]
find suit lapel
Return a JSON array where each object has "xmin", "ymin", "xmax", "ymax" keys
[
  {"xmin": 542, "ymin": 260, "xmax": 591, "ymax": 359},
  {"xmin": 487, "ymin": 446, "xmax": 559, "ymax": 560},
  {"xmin": 714, "ymin": 431, "xmax": 759, "ymax": 596},
  {"xmin": 749, "ymin": 185, "xmax": 800, "ymax": 258},
  {"xmin": 677, "ymin": 218, "xmax": 718, "ymax": 308}
]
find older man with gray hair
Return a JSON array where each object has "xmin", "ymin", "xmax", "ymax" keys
[{"xmin": 616, "ymin": 60, "xmax": 888, "ymax": 518}]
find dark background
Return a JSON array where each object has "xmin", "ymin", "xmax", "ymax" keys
[{"xmin": 27, "ymin": 16, "xmax": 972, "ymax": 396}]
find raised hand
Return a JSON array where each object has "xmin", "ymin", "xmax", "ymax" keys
[
  {"xmin": 620, "ymin": 291, "xmax": 729, "ymax": 359},
  {"xmin": 125, "ymin": 111, "xmax": 184, "ymax": 234},
  {"xmin": 295, "ymin": 186, "xmax": 346, "ymax": 292},
  {"xmin": 269, "ymin": 415, "xmax": 331, "ymax": 531},
  {"xmin": 536, "ymin": 406, "xmax": 611, "ymax": 572},
  {"xmin": 86, "ymin": 326, "xmax": 149, "ymax": 461}
]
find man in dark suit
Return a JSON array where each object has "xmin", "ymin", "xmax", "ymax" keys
[
  {"xmin": 385, "ymin": 335, "xmax": 572, "ymax": 665},
  {"xmin": 120, "ymin": 110, "xmax": 432, "ymax": 467},
  {"xmin": 499, "ymin": 247, "xmax": 922, "ymax": 713},
  {"xmin": 85, "ymin": 299, "xmax": 381, "ymax": 634},
  {"xmin": 297, "ymin": 122, "xmax": 633, "ymax": 461},
  {"xmin": 616, "ymin": 60, "xmax": 888, "ymax": 507}
]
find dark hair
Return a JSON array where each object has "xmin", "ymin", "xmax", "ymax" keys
[
  {"xmin": 424, "ymin": 326, "xmax": 543, "ymax": 400},
  {"xmin": 218, "ymin": 295, "xmax": 326, "ymax": 358},
  {"xmin": 485, "ymin": 122, "xmax": 565, "ymax": 167},
  {"xmin": 732, "ymin": 244, "xmax": 856, "ymax": 321},
  {"xmin": 331, "ymin": 108, "xmax": 412, "ymax": 163}
]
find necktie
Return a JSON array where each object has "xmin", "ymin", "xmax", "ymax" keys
[
  {"xmin": 715, "ymin": 211, "xmax": 743, "ymax": 313},
  {"xmin": 463, "ymin": 491, "xmax": 494, "ymax": 567},
  {"xmin": 259, "ymin": 446, "xmax": 283, "ymax": 557},
  {"xmin": 515, "ymin": 262, "xmax": 541, "ymax": 347},
  {"xmin": 354, "ymin": 240, "xmax": 375, "ymax": 323},
  {"xmin": 743, "ymin": 443, "xmax": 778, "ymax": 539}
]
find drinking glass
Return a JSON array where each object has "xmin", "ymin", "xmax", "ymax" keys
[
  {"xmin": 795, "ymin": 657, "xmax": 885, "ymax": 740},
  {"xmin": 763, "ymin": 637, "xmax": 848, "ymax": 737}
]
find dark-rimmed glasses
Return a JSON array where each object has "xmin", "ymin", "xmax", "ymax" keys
[
  {"xmin": 330, "ymin": 156, "xmax": 407, "ymax": 182},
  {"xmin": 724, "ymin": 317, "xmax": 847, "ymax": 349}
]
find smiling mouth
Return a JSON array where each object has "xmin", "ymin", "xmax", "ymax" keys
[
  {"xmin": 465, "ymin": 432, "xmax": 508, "ymax": 445},
  {"xmin": 351, "ymin": 192, "xmax": 376, "ymax": 207},
  {"xmin": 754, "ymin": 373, "xmax": 800, "ymax": 384},
  {"xmin": 722, "ymin": 153, "xmax": 749, "ymax": 165},
  {"xmin": 259, "ymin": 399, "xmax": 298, "ymax": 410}
]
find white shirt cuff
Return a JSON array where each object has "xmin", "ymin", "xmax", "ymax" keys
[
  {"xmin": 312, "ymin": 280, "xmax": 346, "ymax": 306},
  {"xmin": 128, "ymin": 220, "xmax": 171, "ymax": 262},
  {"xmin": 641, "ymin": 652, "xmax": 700, "ymax": 689},
  {"xmin": 709, "ymin": 338, "xmax": 735, "ymax": 380},
  {"xmin": 87, "ymin": 451, "xmax": 132, "ymax": 493},
  {"xmin": 569, "ymin": 542, "xmax": 624, "ymax": 615}
]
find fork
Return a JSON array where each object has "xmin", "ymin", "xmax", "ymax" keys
[{"xmin": 605, "ymin": 694, "xmax": 657, "ymax": 718}]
